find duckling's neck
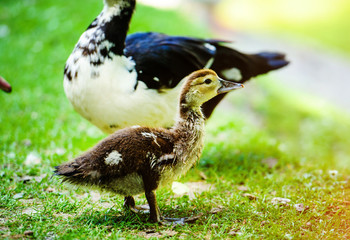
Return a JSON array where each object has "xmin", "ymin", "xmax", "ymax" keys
[
  {"xmin": 91, "ymin": 0, "xmax": 136, "ymax": 55},
  {"xmin": 173, "ymin": 104, "xmax": 205, "ymax": 138}
]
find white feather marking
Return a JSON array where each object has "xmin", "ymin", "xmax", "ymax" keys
[
  {"xmin": 159, "ymin": 153, "xmax": 175, "ymax": 162},
  {"xmin": 221, "ymin": 68, "xmax": 242, "ymax": 81},
  {"xmin": 141, "ymin": 132, "xmax": 160, "ymax": 147},
  {"xmin": 99, "ymin": 5, "xmax": 122, "ymax": 24},
  {"xmin": 204, "ymin": 43, "xmax": 216, "ymax": 52},
  {"xmin": 150, "ymin": 153, "xmax": 175, "ymax": 169},
  {"xmin": 204, "ymin": 57, "xmax": 214, "ymax": 69},
  {"xmin": 141, "ymin": 132, "xmax": 157, "ymax": 138},
  {"xmin": 105, "ymin": 150, "xmax": 123, "ymax": 166}
]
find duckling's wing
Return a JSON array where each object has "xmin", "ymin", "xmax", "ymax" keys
[{"xmin": 54, "ymin": 128, "xmax": 176, "ymax": 187}]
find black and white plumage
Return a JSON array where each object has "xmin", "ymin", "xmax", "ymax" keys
[
  {"xmin": 55, "ymin": 69, "xmax": 244, "ymax": 223},
  {"xmin": 64, "ymin": 0, "xmax": 288, "ymax": 133}
]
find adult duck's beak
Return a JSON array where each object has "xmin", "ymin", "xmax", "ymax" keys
[
  {"xmin": 217, "ymin": 77, "xmax": 244, "ymax": 94},
  {"xmin": 0, "ymin": 76, "xmax": 12, "ymax": 93}
]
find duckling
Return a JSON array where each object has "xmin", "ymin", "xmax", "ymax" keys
[
  {"xmin": 63, "ymin": 0, "xmax": 288, "ymax": 133},
  {"xmin": 0, "ymin": 76, "xmax": 11, "ymax": 93},
  {"xmin": 55, "ymin": 69, "xmax": 244, "ymax": 224}
]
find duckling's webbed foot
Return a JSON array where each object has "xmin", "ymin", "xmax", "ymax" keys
[
  {"xmin": 144, "ymin": 191, "xmax": 201, "ymax": 225},
  {"xmin": 124, "ymin": 196, "xmax": 150, "ymax": 213},
  {"xmin": 160, "ymin": 217, "xmax": 186, "ymax": 226},
  {"xmin": 161, "ymin": 213, "xmax": 204, "ymax": 225}
]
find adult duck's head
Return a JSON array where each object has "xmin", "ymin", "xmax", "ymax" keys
[
  {"xmin": 180, "ymin": 69, "xmax": 244, "ymax": 110},
  {"xmin": 104, "ymin": 0, "xmax": 135, "ymax": 7}
]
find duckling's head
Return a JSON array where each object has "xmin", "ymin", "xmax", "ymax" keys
[{"xmin": 180, "ymin": 69, "xmax": 244, "ymax": 109}]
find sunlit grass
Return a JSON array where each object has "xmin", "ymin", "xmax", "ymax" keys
[{"xmin": 0, "ymin": 0, "xmax": 349, "ymax": 239}]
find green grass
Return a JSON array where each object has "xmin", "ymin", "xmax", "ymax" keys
[{"xmin": 1, "ymin": 0, "xmax": 350, "ymax": 239}]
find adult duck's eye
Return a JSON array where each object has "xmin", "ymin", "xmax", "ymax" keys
[{"xmin": 204, "ymin": 79, "xmax": 212, "ymax": 84}]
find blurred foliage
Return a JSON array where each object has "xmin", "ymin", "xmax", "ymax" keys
[{"xmin": 217, "ymin": 0, "xmax": 350, "ymax": 54}]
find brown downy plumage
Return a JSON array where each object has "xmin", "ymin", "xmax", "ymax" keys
[{"xmin": 54, "ymin": 69, "xmax": 244, "ymax": 224}]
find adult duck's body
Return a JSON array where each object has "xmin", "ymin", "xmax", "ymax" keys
[
  {"xmin": 56, "ymin": 69, "xmax": 244, "ymax": 223},
  {"xmin": 64, "ymin": 0, "xmax": 288, "ymax": 133}
]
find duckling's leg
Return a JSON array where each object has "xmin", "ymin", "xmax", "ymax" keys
[
  {"xmin": 144, "ymin": 190, "xmax": 187, "ymax": 225},
  {"xmin": 124, "ymin": 196, "xmax": 136, "ymax": 209},
  {"xmin": 145, "ymin": 190, "xmax": 161, "ymax": 223},
  {"xmin": 124, "ymin": 196, "xmax": 150, "ymax": 213}
]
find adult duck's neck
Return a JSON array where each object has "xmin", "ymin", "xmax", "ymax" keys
[{"xmin": 95, "ymin": 0, "xmax": 136, "ymax": 55}]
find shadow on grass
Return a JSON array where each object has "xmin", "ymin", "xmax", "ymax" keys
[
  {"xmin": 72, "ymin": 204, "xmax": 209, "ymax": 229},
  {"xmin": 74, "ymin": 208, "xmax": 151, "ymax": 229}
]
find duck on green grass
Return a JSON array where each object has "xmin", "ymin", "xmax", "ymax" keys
[{"xmin": 55, "ymin": 69, "xmax": 244, "ymax": 224}]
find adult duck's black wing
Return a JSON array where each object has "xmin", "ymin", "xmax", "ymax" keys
[
  {"xmin": 124, "ymin": 32, "xmax": 289, "ymax": 91},
  {"xmin": 124, "ymin": 32, "xmax": 219, "ymax": 90}
]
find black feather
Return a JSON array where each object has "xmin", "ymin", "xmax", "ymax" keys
[{"xmin": 124, "ymin": 32, "xmax": 289, "ymax": 90}]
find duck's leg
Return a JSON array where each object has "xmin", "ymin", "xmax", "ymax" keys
[
  {"xmin": 124, "ymin": 196, "xmax": 150, "ymax": 213},
  {"xmin": 145, "ymin": 190, "xmax": 188, "ymax": 225},
  {"xmin": 145, "ymin": 190, "xmax": 161, "ymax": 223}
]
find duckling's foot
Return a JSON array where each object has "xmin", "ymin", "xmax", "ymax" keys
[
  {"xmin": 160, "ymin": 217, "xmax": 186, "ymax": 226},
  {"xmin": 160, "ymin": 213, "xmax": 203, "ymax": 225},
  {"xmin": 130, "ymin": 204, "xmax": 150, "ymax": 214},
  {"xmin": 124, "ymin": 196, "xmax": 150, "ymax": 213}
]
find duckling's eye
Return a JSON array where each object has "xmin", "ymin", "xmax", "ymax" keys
[{"xmin": 204, "ymin": 79, "xmax": 212, "ymax": 84}]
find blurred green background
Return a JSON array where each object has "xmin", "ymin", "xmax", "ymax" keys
[{"xmin": 216, "ymin": 0, "xmax": 350, "ymax": 54}]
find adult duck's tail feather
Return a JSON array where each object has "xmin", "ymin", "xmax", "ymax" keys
[
  {"xmin": 211, "ymin": 44, "xmax": 289, "ymax": 83},
  {"xmin": 253, "ymin": 51, "xmax": 289, "ymax": 72},
  {"xmin": 202, "ymin": 46, "xmax": 289, "ymax": 119}
]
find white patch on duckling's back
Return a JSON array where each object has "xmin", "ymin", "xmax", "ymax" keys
[
  {"xmin": 141, "ymin": 132, "xmax": 160, "ymax": 147},
  {"xmin": 105, "ymin": 150, "xmax": 123, "ymax": 166},
  {"xmin": 141, "ymin": 132, "xmax": 157, "ymax": 138},
  {"xmin": 150, "ymin": 153, "xmax": 176, "ymax": 169}
]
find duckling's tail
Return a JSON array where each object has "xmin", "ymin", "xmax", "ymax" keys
[{"xmin": 54, "ymin": 158, "xmax": 93, "ymax": 186}]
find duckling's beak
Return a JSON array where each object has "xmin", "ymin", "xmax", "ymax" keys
[
  {"xmin": 0, "ymin": 76, "xmax": 11, "ymax": 93},
  {"xmin": 217, "ymin": 78, "xmax": 244, "ymax": 94}
]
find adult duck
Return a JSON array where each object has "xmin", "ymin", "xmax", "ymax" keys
[{"xmin": 64, "ymin": 0, "xmax": 288, "ymax": 133}]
